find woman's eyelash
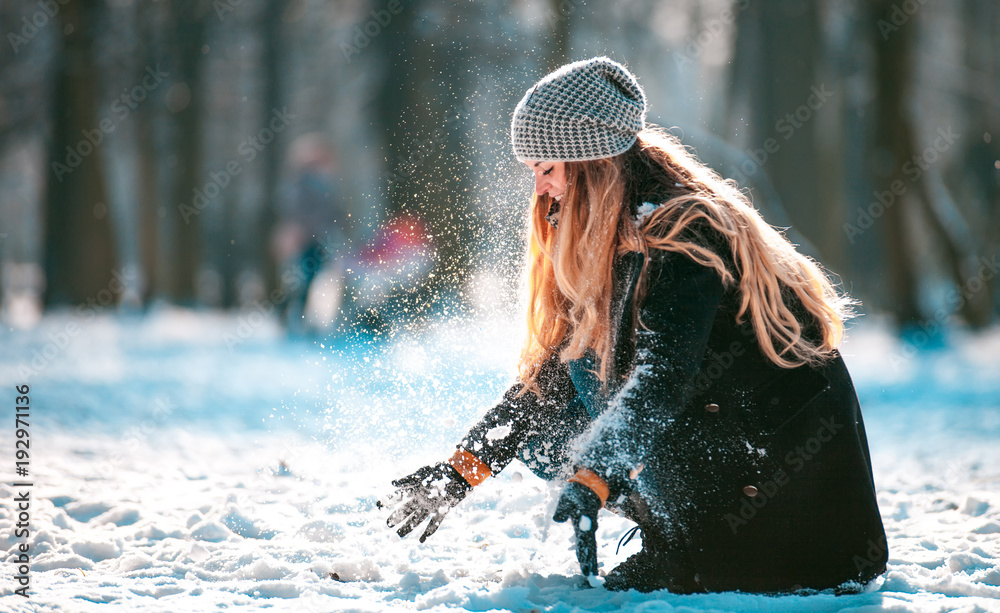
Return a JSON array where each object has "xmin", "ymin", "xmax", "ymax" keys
[{"xmin": 542, "ymin": 167, "xmax": 553, "ymax": 176}]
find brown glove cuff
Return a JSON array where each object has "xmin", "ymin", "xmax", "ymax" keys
[
  {"xmin": 448, "ymin": 448, "xmax": 492, "ymax": 487},
  {"xmin": 567, "ymin": 468, "xmax": 609, "ymax": 508}
]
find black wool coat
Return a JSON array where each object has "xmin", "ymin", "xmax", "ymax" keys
[{"xmin": 459, "ymin": 220, "xmax": 888, "ymax": 593}]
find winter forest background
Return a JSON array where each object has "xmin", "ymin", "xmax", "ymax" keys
[
  {"xmin": 1, "ymin": 0, "xmax": 999, "ymax": 612},
  {"xmin": 2, "ymin": 0, "xmax": 998, "ymax": 326}
]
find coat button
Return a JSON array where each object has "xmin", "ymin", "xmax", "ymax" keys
[
  {"xmin": 742, "ymin": 485, "xmax": 759, "ymax": 497},
  {"xmin": 704, "ymin": 403, "xmax": 720, "ymax": 413}
]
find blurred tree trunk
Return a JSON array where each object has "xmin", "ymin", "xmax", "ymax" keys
[
  {"xmin": 958, "ymin": 0, "xmax": 999, "ymax": 319},
  {"xmin": 871, "ymin": 0, "xmax": 983, "ymax": 327},
  {"xmin": 43, "ymin": 0, "xmax": 119, "ymax": 306},
  {"xmin": 869, "ymin": 0, "xmax": 921, "ymax": 325},
  {"xmin": 219, "ymin": 99, "xmax": 239, "ymax": 308},
  {"xmin": 167, "ymin": 0, "xmax": 208, "ymax": 304},
  {"xmin": 255, "ymin": 0, "xmax": 287, "ymax": 301},
  {"xmin": 544, "ymin": 0, "xmax": 572, "ymax": 71},
  {"xmin": 136, "ymin": 0, "xmax": 161, "ymax": 304},
  {"xmin": 830, "ymin": 8, "xmax": 885, "ymax": 310},
  {"xmin": 0, "ymin": 0, "xmax": 47, "ymax": 147},
  {"xmin": 369, "ymin": 0, "xmax": 475, "ymax": 313},
  {"xmin": 219, "ymin": 199, "xmax": 238, "ymax": 307},
  {"xmin": 730, "ymin": 1, "xmax": 831, "ymax": 256}
]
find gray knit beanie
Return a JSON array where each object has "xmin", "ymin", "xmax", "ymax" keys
[{"xmin": 511, "ymin": 57, "xmax": 647, "ymax": 162}]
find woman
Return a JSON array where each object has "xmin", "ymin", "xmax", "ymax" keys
[{"xmin": 386, "ymin": 57, "xmax": 887, "ymax": 594}]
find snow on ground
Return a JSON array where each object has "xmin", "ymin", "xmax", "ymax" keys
[{"xmin": 0, "ymin": 308, "xmax": 998, "ymax": 612}]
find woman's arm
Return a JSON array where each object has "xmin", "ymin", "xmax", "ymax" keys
[
  {"xmin": 459, "ymin": 351, "xmax": 579, "ymax": 476},
  {"xmin": 386, "ymin": 348, "xmax": 578, "ymax": 542}
]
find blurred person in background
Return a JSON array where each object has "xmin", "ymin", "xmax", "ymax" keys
[
  {"xmin": 272, "ymin": 133, "xmax": 349, "ymax": 335},
  {"xmin": 385, "ymin": 57, "xmax": 887, "ymax": 594},
  {"xmin": 339, "ymin": 211, "xmax": 435, "ymax": 336}
]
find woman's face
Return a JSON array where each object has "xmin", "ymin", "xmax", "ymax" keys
[{"xmin": 523, "ymin": 160, "xmax": 567, "ymax": 201}]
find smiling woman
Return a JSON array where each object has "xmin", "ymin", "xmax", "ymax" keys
[
  {"xmin": 524, "ymin": 160, "xmax": 567, "ymax": 228},
  {"xmin": 385, "ymin": 56, "xmax": 887, "ymax": 595},
  {"xmin": 525, "ymin": 160, "xmax": 567, "ymax": 201}
]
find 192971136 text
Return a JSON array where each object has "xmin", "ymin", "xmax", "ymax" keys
[{"xmin": 12, "ymin": 384, "xmax": 32, "ymax": 598}]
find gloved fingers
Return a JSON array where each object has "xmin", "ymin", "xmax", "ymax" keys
[
  {"xmin": 552, "ymin": 494, "xmax": 575, "ymax": 523},
  {"xmin": 573, "ymin": 515, "xmax": 599, "ymax": 577},
  {"xmin": 390, "ymin": 479, "xmax": 416, "ymax": 491},
  {"xmin": 386, "ymin": 497, "xmax": 422, "ymax": 529},
  {"xmin": 392, "ymin": 466, "xmax": 434, "ymax": 489},
  {"xmin": 388, "ymin": 463, "xmax": 469, "ymax": 541},
  {"xmin": 376, "ymin": 488, "xmax": 402, "ymax": 510},
  {"xmin": 395, "ymin": 505, "xmax": 431, "ymax": 539},
  {"xmin": 418, "ymin": 508, "xmax": 448, "ymax": 543}
]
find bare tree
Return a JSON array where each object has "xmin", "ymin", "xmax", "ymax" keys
[
  {"xmin": 255, "ymin": 0, "xmax": 289, "ymax": 299},
  {"xmin": 135, "ymin": 0, "xmax": 163, "ymax": 304},
  {"xmin": 870, "ymin": 0, "xmax": 985, "ymax": 326},
  {"xmin": 166, "ymin": 0, "xmax": 209, "ymax": 303},
  {"xmin": 953, "ymin": 0, "xmax": 999, "ymax": 321},
  {"xmin": 730, "ymin": 0, "xmax": 833, "ymax": 257},
  {"xmin": 43, "ymin": 0, "xmax": 119, "ymax": 305}
]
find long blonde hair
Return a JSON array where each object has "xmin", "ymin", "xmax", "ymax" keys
[{"xmin": 518, "ymin": 127, "xmax": 853, "ymax": 394}]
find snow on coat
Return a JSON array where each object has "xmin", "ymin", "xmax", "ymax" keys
[{"xmin": 459, "ymin": 217, "xmax": 887, "ymax": 592}]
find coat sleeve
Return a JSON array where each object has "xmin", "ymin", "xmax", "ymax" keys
[
  {"xmin": 575, "ymin": 247, "xmax": 726, "ymax": 490},
  {"xmin": 459, "ymin": 351, "xmax": 579, "ymax": 476}
]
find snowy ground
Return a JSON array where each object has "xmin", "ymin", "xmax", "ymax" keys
[{"xmin": 0, "ymin": 308, "xmax": 999, "ymax": 612}]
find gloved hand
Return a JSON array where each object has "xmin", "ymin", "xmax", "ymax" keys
[
  {"xmin": 553, "ymin": 481, "xmax": 602, "ymax": 578},
  {"xmin": 385, "ymin": 463, "xmax": 471, "ymax": 543}
]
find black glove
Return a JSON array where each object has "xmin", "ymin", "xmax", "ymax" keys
[
  {"xmin": 385, "ymin": 463, "xmax": 471, "ymax": 543},
  {"xmin": 553, "ymin": 481, "xmax": 601, "ymax": 578}
]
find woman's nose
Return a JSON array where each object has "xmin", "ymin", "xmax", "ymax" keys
[{"xmin": 534, "ymin": 176, "xmax": 548, "ymax": 196}]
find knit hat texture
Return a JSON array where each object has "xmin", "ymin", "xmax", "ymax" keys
[{"xmin": 511, "ymin": 57, "xmax": 647, "ymax": 162}]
